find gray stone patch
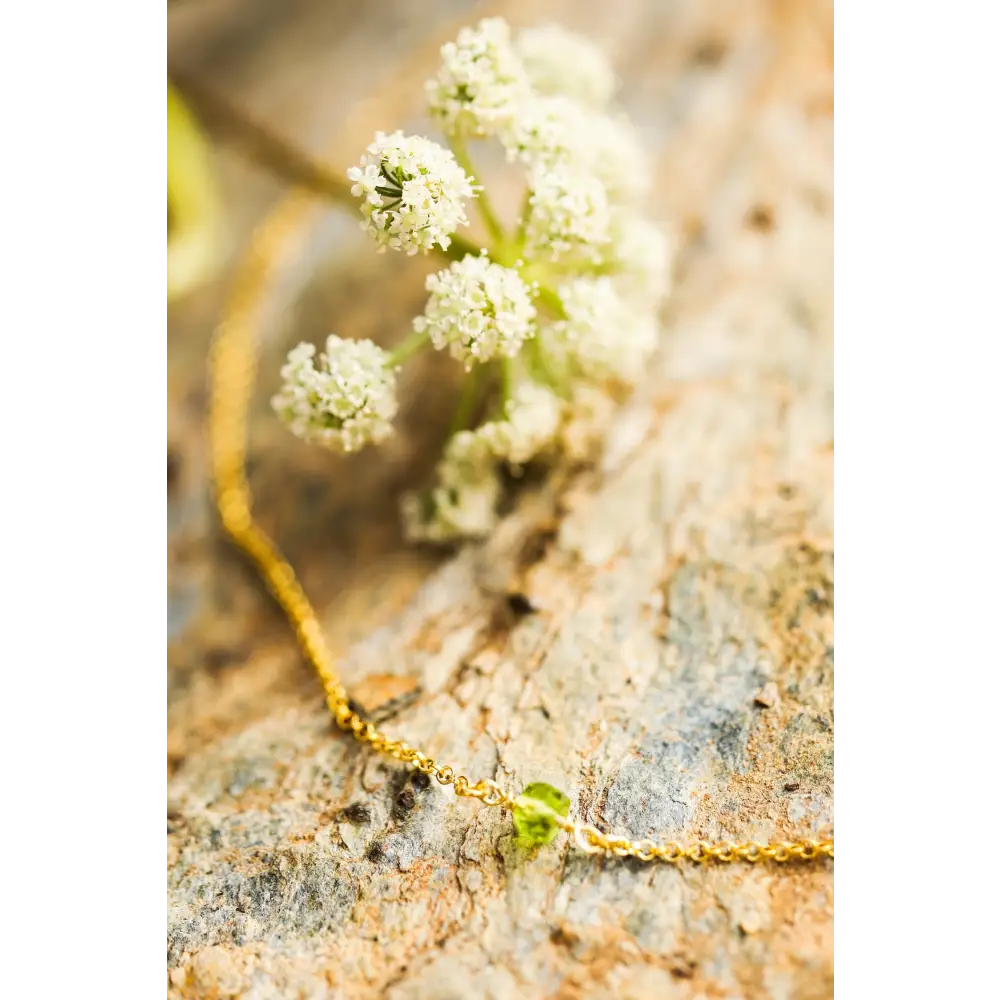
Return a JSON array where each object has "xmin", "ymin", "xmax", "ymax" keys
[
  {"xmin": 601, "ymin": 742, "xmax": 697, "ymax": 837},
  {"xmin": 167, "ymin": 848, "xmax": 357, "ymax": 963}
]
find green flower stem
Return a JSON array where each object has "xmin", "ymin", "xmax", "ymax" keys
[
  {"xmin": 449, "ymin": 137, "xmax": 505, "ymax": 245},
  {"xmin": 535, "ymin": 284, "xmax": 567, "ymax": 319},
  {"xmin": 512, "ymin": 189, "xmax": 531, "ymax": 255},
  {"xmin": 386, "ymin": 329, "xmax": 430, "ymax": 367},
  {"xmin": 527, "ymin": 336, "xmax": 563, "ymax": 393},
  {"xmin": 443, "ymin": 232, "xmax": 483, "ymax": 261},
  {"xmin": 519, "ymin": 261, "xmax": 567, "ymax": 319},
  {"xmin": 500, "ymin": 356, "xmax": 517, "ymax": 406},
  {"xmin": 449, "ymin": 363, "xmax": 487, "ymax": 435}
]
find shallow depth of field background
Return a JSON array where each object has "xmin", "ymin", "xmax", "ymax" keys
[{"xmin": 167, "ymin": 3, "xmax": 833, "ymax": 997}]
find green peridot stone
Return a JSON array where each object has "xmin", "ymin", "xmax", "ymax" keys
[{"xmin": 512, "ymin": 782, "xmax": 571, "ymax": 845}]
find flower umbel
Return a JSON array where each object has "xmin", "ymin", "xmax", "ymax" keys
[
  {"xmin": 427, "ymin": 17, "xmax": 530, "ymax": 138},
  {"xmin": 471, "ymin": 381, "xmax": 563, "ymax": 465},
  {"xmin": 501, "ymin": 98, "xmax": 649, "ymax": 206},
  {"xmin": 522, "ymin": 163, "xmax": 612, "ymax": 263},
  {"xmin": 272, "ymin": 336, "xmax": 398, "ymax": 452},
  {"xmin": 278, "ymin": 16, "xmax": 675, "ymax": 543},
  {"xmin": 514, "ymin": 25, "xmax": 617, "ymax": 109},
  {"xmin": 347, "ymin": 131, "xmax": 476, "ymax": 255},
  {"xmin": 402, "ymin": 433, "xmax": 501, "ymax": 542},
  {"xmin": 608, "ymin": 212, "xmax": 675, "ymax": 306},
  {"xmin": 551, "ymin": 277, "xmax": 658, "ymax": 384},
  {"xmin": 414, "ymin": 254, "xmax": 537, "ymax": 368},
  {"xmin": 499, "ymin": 95, "xmax": 580, "ymax": 167}
]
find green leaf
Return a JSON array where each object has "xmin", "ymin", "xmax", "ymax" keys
[{"xmin": 167, "ymin": 81, "xmax": 221, "ymax": 301}]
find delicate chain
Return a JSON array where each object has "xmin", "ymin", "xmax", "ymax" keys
[
  {"xmin": 207, "ymin": 172, "xmax": 832, "ymax": 866},
  {"xmin": 552, "ymin": 812, "xmax": 833, "ymax": 863},
  {"xmin": 209, "ymin": 190, "xmax": 513, "ymax": 817}
]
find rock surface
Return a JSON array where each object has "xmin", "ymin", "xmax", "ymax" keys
[{"xmin": 168, "ymin": 1, "xmax": 833, "ymax": 996}]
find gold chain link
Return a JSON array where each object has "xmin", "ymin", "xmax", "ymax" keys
[
  {"xmin": 207, "ymin": 174, "xmax": 832, "ymax": 866},
  {"xmin": 554, "ymin": 813, "xmax": 833, "ymax": 863}
]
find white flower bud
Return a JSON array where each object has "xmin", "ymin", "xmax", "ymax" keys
[
  {"xmin": 515, "ymin": 25, "xmax": 618, "ymax": 109},
  {"xmin": 414, "ymin": 254, "xmax": 537, "ymax": 368},
  {"xmin": 402, "ymin": 433, "xmax": 500, "ymax": 542},
  {"xmin": 608, "ymin": 212, "xmax": 675, "ymax": 307},
  {"xmin": 503, "ymin": 98, "xmax": 650, "ymax": 206},
  {"xmin": 347, "ymin": 131, "xmax": 476, "ymax": 255},
  {"xmin": 426, "ymin": 17, "xmax": 530, "ymax": 138},
  {"xmin": 473, "ymin": 382, "xmax": 564, "ymax": 465},
  {"xmin": 584, "ymin": 114, "xmax": 652, "ymax": 204},
  {"xmin": 551, "ymin": 277, "xmax": 659, "ymax": 384},
  {"xmin": 522, "ymin": 163, "xmax": 612, "ymax": 263},
  {"xmin": 500, "ymin": 95, "xmax": 579, "ymax": 166},
  {"xmin": 271, "ymin": 336, "xmax": 397, "ymax": 452}
]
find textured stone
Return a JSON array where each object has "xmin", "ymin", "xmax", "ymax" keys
[{"xmin": 168, "ymin": 1, "xmax": 833, "ymax": 997}]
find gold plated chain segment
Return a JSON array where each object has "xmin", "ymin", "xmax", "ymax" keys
[{"xmin": 208, "ymin": 187, "xmax": 832, "ymax": 865}]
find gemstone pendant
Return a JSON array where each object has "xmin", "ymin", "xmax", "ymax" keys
[{"xmin": 511, "ymin": 782, "xmax": 571, "ymax": 845}]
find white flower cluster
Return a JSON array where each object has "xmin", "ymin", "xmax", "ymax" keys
[
  {"xmin": 609, "ymin": 212, "xmax": 674, "ymax": 306},
  {"xmin": 500, "ymin": 96, "xmax": 648, "ymax": 202},
  {"xmin": 426, "ymin": 17, "xmax": 530, "ymax": 138},
  {"xmin": 467, "ymin": 381, "xmax": 564, "ymax": 465},
  {"xmin": 500, "ymin": 95, "xmax": 579, "ymax": 166},
  {"xmin": 272, "ymin": 336, "xmax": 398, "ymax": 453},
  {"xmin": 413, "ymin": 253, "xmax": 537, "ymax": 368},
  {"xmin": 277, "ymin": 17, "xmax": 676, "ymax": 543},
  {"xmin": 551, "ymin": 277, "xmax": 659, "ymax": 385},
  {"xmin": 347, "ymin": 131, "xmax": 476, "ymax": 254},
  {"xmin": 514, "ymin": 24, "xmax": 617, "ymax": 109},
  {"xmin": 402, "ymin": 433, "xmax": 501, "ymax": 542},
  {"xmin": 402, "ymin": 380, "xmax": 563, "ymax": 542},
  {"xmin": 522, "ymin": 164, "xmax": 612, "ymax": 263},
  {"xmin": 402, "ymin": 19, "xmax": 672, "ymax": 541}
]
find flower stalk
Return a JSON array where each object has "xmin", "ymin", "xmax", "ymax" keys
[{"xmin": 448, "ymin": 137, "xmax": 505, "ymax": 244}]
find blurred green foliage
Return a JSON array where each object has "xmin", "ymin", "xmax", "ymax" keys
[{"xmin": 167, "ymin": 82, "xmax": 221, "ymax": 301}]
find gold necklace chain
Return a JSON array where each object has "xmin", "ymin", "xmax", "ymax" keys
[{"xmin": 208, "ymin": 184, "xmax": 832, "ymax": 867}]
